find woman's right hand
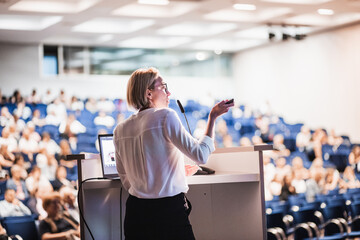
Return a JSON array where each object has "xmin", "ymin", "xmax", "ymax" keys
[
  {"xmin": 209, "ymin": 100, "xmax": 234, "ymax": 120},
  {"xmin": 205, "ymin": 100, "xmax": 234, "ymax": 138}
]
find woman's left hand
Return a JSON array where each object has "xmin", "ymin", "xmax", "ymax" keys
[{"xmin": 185, "ymin": 165, "xmax": 200, "ymax": 176}]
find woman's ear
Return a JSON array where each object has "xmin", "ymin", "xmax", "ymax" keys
[{"xmin": 146, "ymin": 89, "xmax": 152, "ymax": 100}]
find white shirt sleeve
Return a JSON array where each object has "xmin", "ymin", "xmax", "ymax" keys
[{"xmin": 164, "ymin": 110, "xmax": 215, "ymax": 165}]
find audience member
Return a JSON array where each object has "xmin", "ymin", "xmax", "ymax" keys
[
  {"xmin": 222, "ymin": 134, "xmax": 234, "ymax": 148},
  {"xmin": 292, "ymin": 157, "xmax": 310, "ymax": 180},
  {"xmin": 349, "ymin": 145, "xmax": 360, "ymax": 173},
  {"xmin": 280, "ymin": 173, "xmax": 296, "ymax": 201},
  {"xmin": 69, "ymin": 96, "xmax": 84, "ymax": 112},
  {"xmin": 59, "ymin": 114, "xmax": 86, "ymax": 139},
  {"xmin": 324, "ymin": 168, "xmax": 340, "ymax": 193},
  {"xmin": 42, "ymin": 89, "xmax": 55, "ymax": 105},
  {"xmin": 27, "ymin": 89, "xmax": 41, "ymax": 104},
  {"xmin": 46, "ymin": 98, "xmax": 67, "ymax": 123},
  {"xmin": 25, "ymin": 166, "xmax": 53, "ymax": 196},
  {"xmin": 59, "ymin": 186, "xmax": 79, "ymax": 222},
  {"xmin": 296, "ymin": 125, "xmax": 312, "ymax": 152},
  {"xmin": 39, "ymin": 192, "xmax": 80, "ymax": 240},
  {"xmin": 239, "ymin": 136, "xmax": 252, "ymax": 146},
  {"xmin": 327, "ymin": 129, "xmax": 344, "ymax": 147},
  {"xmin": 94, "ymin": 110, "xmax": 115, "ymax": 128},
  {"xmin": 292, "ymin": 170, "xmax": 307, "ymax": 194},
  {"xmin": 0, "ymin": 144, "xmax": 14, "ymax": 167},
  {"xmin": 273, "ymin": 134, "xmax": 290, "ymax": 157},
  {"xmin": 13, "ymin": 154, "xmax": 29, "ymax": 179},
  {"xmin": 339, "ymin": 166, "xmax": 360, "ymax": 190},
  {"xmin": 0, "ymin": 107, "xmax": 14, "ymax": 128},
  {"xmin": 39, "ymin": 132, "xmax": 60, "ymax": 156},
  {"xmin": 0, "ymin": 127, "xmax": 18, "ymax": 153},
  {"xmin": 13, "ymin": 99, "xmax": 32, "ymax": 121},
  {"xmin": 306, "ymin": 171, "xmax": 325, "ymax": 202},
  {"xmin": 32, "ymin": 109, "xmax": 46, "ymax": 127},
  {"xmin": 274, "ymin": 157, "xmax": 291, "ymax": 180},
  {"xmin": 0, "ymin": 189, "xmax": 31, "ymax": 217},
  {"xmin": 6, "ymin": 165, "xmax": 29, "ymax": 200},
  {"xmin": 193, "ymin": 119, "xmax": 207, "ymax": 140},
  {"xmin": 36, "ymin": 148, "xmax": 58, "ymax": 181},
  {"xmin": 10, "ymin": 90, "xmax": 23, "ymax": 104},
  {"xmin": 18, "ymin": 128, "xmax": 39, "ymax": 162},
  {"xmin": 84, "ymin": 97, "xmax": 98, "ymax": 113},
  {"xmin": 0, "ymin": 165, "xmax": 9, "ymax": 181},
  {"xmin": 309, "ymin": 157, "xmax": 326, "ymax": 179},
  {"xmin": 96, "ymin": 97, "xmax": 115, "ymax": 113},
  {"xmin": 51, "ymin": 166, "xmax": 75, "ymax": 192},
  {"xmin": 27, "ymin": 122, "xmax": 41, "ymax": 143}
]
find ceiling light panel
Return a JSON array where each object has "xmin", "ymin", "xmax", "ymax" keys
[
  {"xmin": 233, "ymin": 4, "xmax": 256, "ymax": 11},
  {"xmin": 285, "ymin": 12, "xmax": 360, "ymax": 26},
  {"xmin": 138, "ymin": 0, "xmax": 169, "ymax": 5},
  {"xmin": 72, "ymin": 18, "xmax": 154, "ymax": 33},
  {"xmin": 204, "ymin": 7, "xmax": 292, "ymax": 22},
  {"xmin": 191, "ymin": 38, "xmax": 266, "ymax": 52},
  {"xmin": 120, "ymin": 36, "xmax": 191, "ymax": 48},
  {"xmin": 317, "ymin": 9, "xmax": 334, "ymax": 15},
  {"xmin": 9, "ymin": 0, "xmax": 100, "ymax": 13},
  {"xmin": 260, "ymin": 0, "xmax": 332, "ymax": 4},
  {"xmin": 157, "ymin": 22, "xmax": 237, "ymax": 36},
  {"xmin": 112, "ymin": 2, "xmax": 198, "ymax": 18},
  {"xmin": 0, "ymin": 15, "xmax": 62, "ymax": 31}
]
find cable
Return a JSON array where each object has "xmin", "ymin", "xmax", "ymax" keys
[
  {"xmin": 120, "ymin": 186, "xmax": 123, "ymax": 240},
  {"xmin": 78, "ymin": 177, "xmax": 106, "ymax": 240}
]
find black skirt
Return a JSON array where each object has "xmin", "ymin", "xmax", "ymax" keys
[{"xmin": 124, "ymin": 193, "xmax": 195, "ymax": 240}]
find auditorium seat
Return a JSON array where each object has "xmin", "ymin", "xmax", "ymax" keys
[{"xmin": 2, "ymin": 215, "xmax": 39, "ymax": 240}]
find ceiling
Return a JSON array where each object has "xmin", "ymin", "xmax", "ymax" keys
[{"xmin": 0, "ymin": 0, "xmax": 360, "ymax": 52}]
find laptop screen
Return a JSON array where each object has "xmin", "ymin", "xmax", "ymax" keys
[{"xmin": 98, "ymin": 134, "xmax": 118, "ymax": 178}]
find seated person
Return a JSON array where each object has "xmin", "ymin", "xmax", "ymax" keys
[
  {"xmin": 39, "ymin": 193, "xmax": 80, "ymax": 240},
  {"xmin": 6, "ymin": 165, "xmax": 29, "ymax": 200},
  {"xmin": 94, "ymin": 111, "xmax": 115, "ymax": 128},
  {"xmin": 51, "ymin": 166, "xmax": 76, "ymax": 193},
  {"xmin": 292, "ymin": 157, "xmax": 310, "ymax": 180},
  {"xmin": 0, "ymin": 189, "xmax": 31, "ymax": 217},
  {"xmin": 339, "ymin": 166, "xmax": 360, "ymax": 190}
]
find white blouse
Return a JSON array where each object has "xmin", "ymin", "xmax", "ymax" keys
[{"xmin": 114, "ymin": 108, "xmax": 215, "ymax": 199}]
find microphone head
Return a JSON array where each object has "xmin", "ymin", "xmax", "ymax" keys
[{"xmin": 176, "ymin": 100, "xmax": 185, "ymax": 113}]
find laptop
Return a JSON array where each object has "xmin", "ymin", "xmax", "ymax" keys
[{"xmin": 98, "ymin": 134, "xmax": 119, "ymax": 179}]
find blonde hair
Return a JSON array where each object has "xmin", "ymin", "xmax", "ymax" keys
[{"xmin": 127, "ymin": 67, "xmax": 159, "ymax": 110}]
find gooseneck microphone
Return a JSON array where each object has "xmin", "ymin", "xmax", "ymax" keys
[{"xmin": 177, "ymin": 100, "xmax": 192, "ymax": 135}]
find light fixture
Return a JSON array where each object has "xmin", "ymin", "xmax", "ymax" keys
[
  {"xmin": 214, "ymin": 49, "xmax": 223, "ymax": 55},
  {"xmin": 233, "ymin": 3, "xmax": 256, "ymax": 11},
  {"xmin": 138, "ymin": 0, "xmax": 169, "ymax": 6},
  {"xmin": 317, "ymin": 8, "xmax": 334, "ymax": 15}
]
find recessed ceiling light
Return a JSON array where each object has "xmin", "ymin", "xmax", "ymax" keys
[
  {"xmin": 158, "ymin": 22, "xmax": 237, "ymax": 36},
  {"xmin": 120, "ymin": 36, "xmax": 191, "ymax": 48},
  {"xmin": 0, "ymin": 15, "xmax": 62, "ymax": 31},
  {"xmin": 233, "ymin": 4, "xmax": 256, "ymax": 11},
  {"xmin": 317, "ymin": 8, "xmax": 334, "ymax": 15},
  {"xmin": 112, "ymin": 2, "xmax": 197, "ymax": 18},
  {"xmin": 138, "ymin": 0, "xmax": 169, "ymax": 6},
  {"xmin": 261, "ymin": 0, "xmax": 331, "ymax": 4},
  {"xmin": 72, "ymin": 18, "xmax": 154, "ymax": 33},
  {"xmin": 9, "ymin": 0, "xmax": 99, "ymax": 13},
  {"xmin": 96, "ymin": 34, "xmax": 114, "ymax": 42},
  {"xmin": 214, "ymin": 49, "xmax": 223, "ymax": 55}
]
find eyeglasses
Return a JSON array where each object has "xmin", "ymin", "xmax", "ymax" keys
[{"xmin": 149, "ymin": 82, "xmax": 168, "ymax": 92}]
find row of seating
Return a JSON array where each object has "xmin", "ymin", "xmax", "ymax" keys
[{"xmin": 266, "ymin": 189, "xmax": 360, "ymax": 239}]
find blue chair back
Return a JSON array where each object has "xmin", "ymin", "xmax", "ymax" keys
[{"xmin": 2, "ymin": 215, "xmax": 39, "ymax": 240}]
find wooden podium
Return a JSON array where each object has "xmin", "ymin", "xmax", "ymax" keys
[{"xmin": 75, "ymin": 144, "xmax": 272, "ymax": 240}]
